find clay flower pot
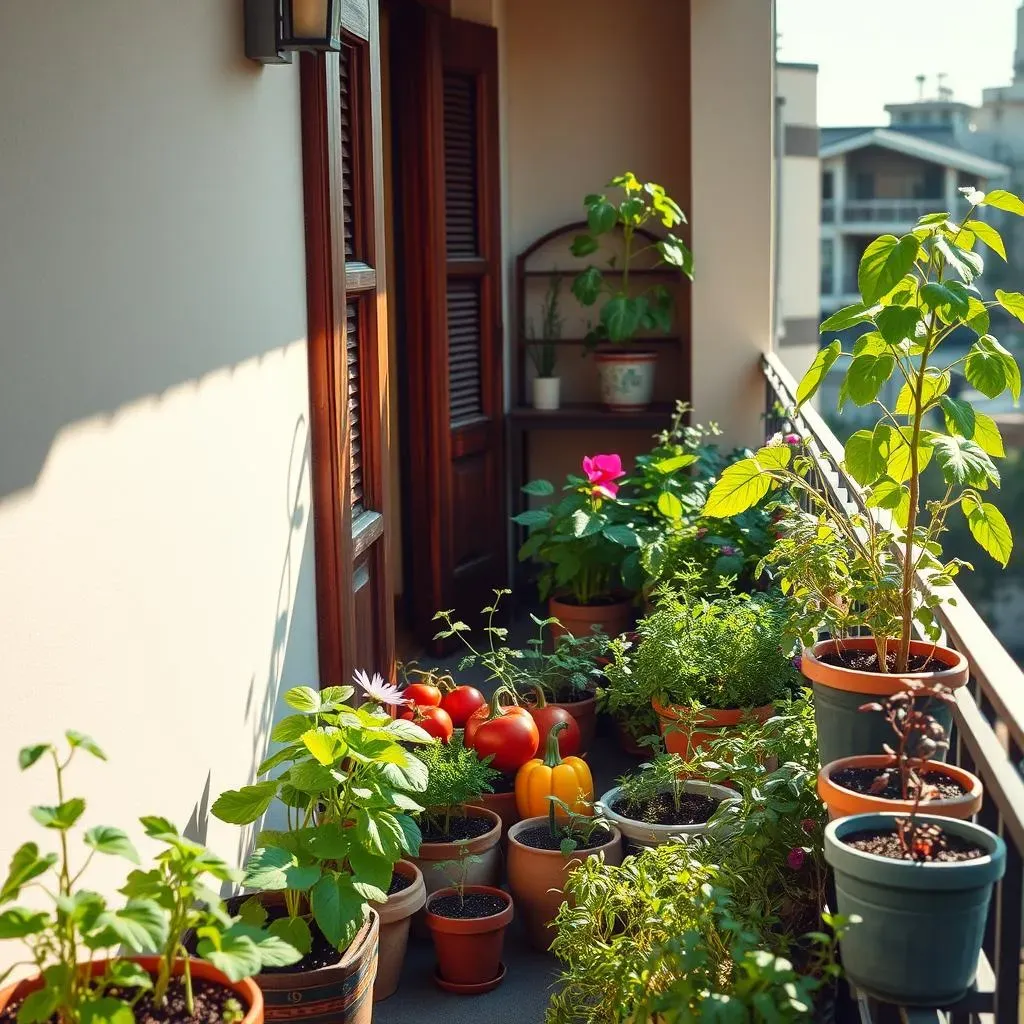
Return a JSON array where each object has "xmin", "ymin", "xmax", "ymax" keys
[
  {"xmin": 549, "ymin": 595, "xmax": 632, "ymax": 643},
  {"xmin": 800, "ymin": 637, "xmax": 968, "ymax": 765},
  {"xmin": 551, "ymin": 691, "xmax": 598, "ymax": 753},
  {"xmin": 425, "ymin": 885, "xmax": 513, "ymax": 993},
  {"xmin": 412, "ymin": 805, "xmax": 503, "ymax": 899},
  {"xmin": 652, "ymin": 699, "xmax": 775, "ymax": 761},
  {"xmin": 614, "ymin": 716, "xmax": 654, "ymax": 757},
  {"xmin": 818, "ymin": 754, "xmax": 983, "ymax": 822},
  {"xmin": 470, "ymin": 788, "xmax": 520, "ymax": 850},
  {"xmin": 506, "ymin": 816, "xmax": 623, "ymax": 951},
  {"xmin": 371, "ymin": 860, "xmax": 425, "ymax": 1002},
  {"xmin": 0, "ymin": 957, "xmax": 263, "ymax": 1024}
]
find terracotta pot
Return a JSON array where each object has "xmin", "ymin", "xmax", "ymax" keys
[
  {"xmin": 818, "ymin": 754, "xmax": 983, "ymax": 822},
  {"xmin": 549, "ymin": 595, "xmax": 632, "ymax": 643},
  {"xmin": 470, "ymin": 789, "xmax": 520, "ymax": 850},
  {"xmin": 507, "ymin": 816, "xmax": 623, "ymax": 951},
  {"xmin": 652, "ymin": 699, "xmax": 775, "ymax": 761},
  {"xmin": 371, "ymin": 860, "xmax": 425, "ymax": 1002},
  {"xmin": 801, "ymin": 638, "xmax": 969, "ymax": 765},
  {"xmin": 552, "ymin": 692, "xmax": 598, "ymax": 753},
  {"xmin": 255, "ymin": 909, "xmax": 378, "ymax": 1024},
  {"xmin": 614, "ymin": 716, "xmax": 655, "ymax": 757},
  {"xmin": 412, "ymin": 806, "xmax": 503, "ymax": 897},
  {"xmin": 425, "ymin": 885, "xmax": 513, "ymax": 989},
  {"xmin": 0, "ymin": 957, "xmax": 263, "ymax": 1024}
]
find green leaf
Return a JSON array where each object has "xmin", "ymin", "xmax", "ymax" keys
[
  {"xmin": 302, "ymin": 727, "xmax": 346, "ymax": 766},
  {"xmin": 982, "ymin": 188, "xmax": 1024, "ymax": 216},
  {"xmin": 349, "ymin": 846, "xmax": 394, "ymax": 893},
  {"xmin": 796, "ymin": 341, "xmax": 841, "ymax": 408},
  {"xmin": 966, "ymin": 219, "xmax": 1006, "ymax": 260},
  {"xmin": 511, "ymin": 508, "xmax": 552, "ymax": 527},
  {"xmin": 844, "ymin": 430, "xmax": 884, "ymax": 487},
  {"xmin": 65, "ymin": 731, "xmax": 106, "ymax": 760},
  {"xmin": 384, "ymin": 718, "xmax": 433, "ymax": 744},
  {"xmin": 84, "ymin": 826, "xmax": 140, "ymax": 865},
  {"xmin": 79, "ymin": 997, "xmax": 134, "ymax": 1024},
  {"xmin": 600, "ymin": 295, "xmax": 642, "ymax": 343},
  {"xmin": 569, "ymin": 234, "xmax": 599, "ymax": 257},
  {"xmin": 866, "ymin": 477, "xmax": 911, "ymax": 528},
  {"xmin": 269, "ymin": 915, "xmax": 312, "ymax": 956},
  {"xmin": 930, "ymin": 434, "xmax": 1000, "ymax": 488},
  {"xmin": 271, "ymin": 715, "xmax": 313, "ymax": 744},
  {"xmin": 587, "ymin": 200, "xmax": 617, "ymax": 235},
  {"xmin": 973, "ymin": 411, "xmax": 1005, "ymax": 457},
  {"xmin": 225, "ymin": 922, "xmax": 304, "ymax": 969},
  {"xmin": 18, "ymin": 745, "xmax": 50, "ymax": 771},
  {"xmin": 242, "ymin": 847, "xmax": 296, "ymax": 891},
  {"xmin": 105, "ymin": 960, "xmax": 153, "ymax": 991},
  {"xmin": 843, "ymin": 352, "xmax": 895, "ymax": 406},
  {"xmin": 394, "ymin": 813, "xmax": 421, "ymax": 857},
  {"xmin": 965, "ymin": 500, "xmax": 1013, "ymax": 566},
  {"xmin": 853, "ymin": 331, "xmax": 887, "ymax": 356},
  {"xmin": 87, "ymin": 899, "xmax": 168, "ymax": 952},
  {"xmin": 875, "ymin": 305, "xmax": 921, "ymax": 345},
  {"xmin": 876, "ymin": 424, "xmax": 932, "ymax": 484},
  {"xmin": 895, "ymin": 370, "xmax": 949, "ymax": 416},
  {"xmin": 197, "ymin": 931, "xmax": 262, "ymax": 982},
  {"xmin": 211, "ymin": 781, "xmax": 279, "ymax": 825},
  {"xmin": 935, "ymin": 234, "xmax": 983, "ymax": 283},
  {"xmin": 965, "ymin": 335, "xmax": 1021, "ymax": 400},
  {"xmin": 284, "ymin": 686, "xmax": 321, "ymax": 713},
  {"xmin": 0, "ymin": 908, "xmax": 48, "ymax": 939},
  {"xmin": 602, "ymin": 524, "xmax": 640, "ymax": 547},
  {"xmin": 238, "ymin": 897, "xmax": 268, "ymax": 927},
  {"xmin": 858, "ymin": 234, "xmax": 918, "ymax": 305},
  {"xmin": 996, "ymin": 288, "xmax": 1024, "ymax": 325},
  {"xmin": 30, "ymin": 799, "xmax": 85, "ymax": 831},
  {"xmin": 1, "ymin": 844, "xmax": 58, "ymax": 903},
  {"xmin": 703, "ymin": 459, "xmax": 773, "ymax": 518},
  {"xmin": 571, "ymin": 266, "xmax": 603, "ymax": 306},
  {"xmin": 257, "ymin": 746, "xmax": 301, "ymax": 776},
  {"xmin": 18, "ymin": 988, "xmax": 61, "ymax": 1024},
  {"xmin": 522, "ymin": 478, "xmax": 555, "ymax": 496},
  {"xmin": 311, "ymin": 875, "xmax": 365, "ymax": 952},
  {"xmin": 940, "ymin": 395, "xmax": 976, "ymax": 438},
  {"xmin": 657, "ymin": 491, "xmax": 684, "ymax": 520},
  {"xmin": 286, "ymin": 762, "xmax": 341, "ymax": 796},
  {"xmin": 820, "ymin": 304, "xmax": 873, "ymax": 333},
  {"xmin": 920, "ymin": 282, "xmax": 969, "ymax": 318}
]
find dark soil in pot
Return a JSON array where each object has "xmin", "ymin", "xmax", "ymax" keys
[
  {"xmin": 420, "ymin": 815, "xmax": 495, "ymax": 844},
  {"xmin": 387, "ymin": 870, "xmax": 414, "ymax": 896},
  {"xmin": 817, "ymin": 649, "xmax": 946, "ymax": 673},
  {"xmin": 843, "ymin": 828, "xmax": 986, "ymax": 862},
  {"xmin": 0, "ymin": 979, "xmax": 241, "ymax": 1024},
  {"xmin": 611, "ymin": 792, "xmax": 720, "ymax": 826},
  {"xmin": 830, "ymin": 767, "xmax": 969, "ymax": 801},
  {"xmin": 515, "ymin": 824, "xmax": 615, "ymax": 851},
  {"xmin": 428, "ymin": 892, "xmax": 509, "ymax": 918},
  {"xmin": 261, "ymin": 906, "xmax": 341, "ymax": 973}
]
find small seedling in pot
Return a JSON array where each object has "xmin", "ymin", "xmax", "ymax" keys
[
  {"xmin": 860, "ymin": 681, "xmax": 956, "ymax": 860},
  {"xmin": 617, "ymin": 752, "xmax": 695, "ymax": 818},
  {"xmin": 434, "ymin": 841, "xmax": 484, "ymax": 911},
  {"xmin": 547, "ymin": 796, "xmax": 609, "ymax": 856}
]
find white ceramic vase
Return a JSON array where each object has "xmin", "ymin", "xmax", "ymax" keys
[{"xmin": 532, "ymin": 376, "xmax": 561, "ymax": 410}]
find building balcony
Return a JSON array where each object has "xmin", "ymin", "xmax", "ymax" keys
[{"xmin": 822, "ymin": 197, "xmax": 945, "ymax": 228}]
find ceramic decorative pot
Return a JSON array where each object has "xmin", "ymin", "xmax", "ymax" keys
[
  {"xmin": 371, "ymin": 860, "xmax": 425, "ymax": 1002},
  {"xmin": 532, "ymin": 376, "xmax": 561, "ymax": 410},
  {"xmin": 597, "ymin": 780, "xmax": 736, "ymax": 849},
  {"xmin": 595, "ymin": 350, "xmax": 657, "ymax": 411}
]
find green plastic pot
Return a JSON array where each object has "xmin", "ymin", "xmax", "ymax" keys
[{"xmin": 824, "ymin": 812, "xmax": 1005, "ymax": 1007}]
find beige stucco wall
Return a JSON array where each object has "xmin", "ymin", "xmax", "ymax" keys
[{"xmin": 0, "ymin": 0, "xmax": 317, "ymax": 908}]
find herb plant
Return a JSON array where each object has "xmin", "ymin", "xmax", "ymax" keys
[
  {"xmin": 705, "ymin": 190, "xmax": 1024, "ymax": 673},
  {"xmin": 570, "ymin": 173, "xmax": 692, "ymax": 351},
  {"xmin": 527, "ymin": 273, "xmax": 563, "ymax": 379},
  {"xmin": 594, "ymin": 633, "xmax": 661, "ymax": 746},
  {"xmin": 212, "ymin": 682, "xmax": 432, "ymax": 958},
  {"xmin": 615, "ymin": 752, "xmax": 695, "ymax": 817},
  {"xmin": 415, "ymin": 734, "xmax": 499, "ymax": 838},
  {"xmin": 1, "ymin": 733, "xmax": 299, "ymax": 1024},
  {"xmin": 545, "ymin": 798, "xmax": 607, "ymax": 857},
  {"xmin": 519, "ymin": 616, "xmax": 606, "ymax": 703}
]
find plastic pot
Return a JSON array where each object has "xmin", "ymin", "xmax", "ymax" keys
[
  {"xmin": 824, "ymin": 812, "xmax": 1005, "ymax": 1006},
  {"xmin": 371, "ymin": 860, "xmax": 425, "ymax": 1002},
  {"xmin": 425, "ymin": 885, "xmax": 513, "ymax": 990},
  {"xmin": 818, "ymin": 755, "xmax": 983, "ymax": 822},
  {"xmin": 801, "ymin": 638, "xmax": 968, "ymax": 765},
  {"xmin": 597, "ymin": 781, "xmax": 736, "ymax": 849},
  {"xmin": 0, "ymin": 957, "xmax": 263, "ymax": 1024},
  {"xmin": 506, "ymin": 815, "xmax": 623, "ymax": 950},
  {"xmin": 549, "ymin": 595, "xmax": 632, "ymax": 643},
  {"xmin": 652, "ymin": 699, "xmax": 775, "ymax": 760}
]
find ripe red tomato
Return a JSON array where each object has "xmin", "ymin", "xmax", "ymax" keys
[
  {"xmin": 465, "ymin": 702, "xmax": 539, "ymax": 772},
  {"xmin": 529, "ymin": 705, "xmax": 580, "ymax": 757},
  {"xmin": 401, "ymin": 704, "xmax": 453, "ymax": 743},
  {"xmin": 402, "ymin": 682, "xmax": 442, "ymax": 708},
  {"xmin": 440, "ymin": 684, "xmax": 487, "ymax": 727}
]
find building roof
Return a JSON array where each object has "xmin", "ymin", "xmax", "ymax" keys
[{"xmin": 819, "ymin": 127, "xmax": 1010, "ymax": 177}]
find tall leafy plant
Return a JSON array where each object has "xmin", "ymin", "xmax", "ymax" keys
[
  {"xmin": 705, "ymin": 190, "xmax": 1023, "ymax": 672},
  {"xmin": 570, "ymin": 173, "xmax": 692, "ymax": 350}
]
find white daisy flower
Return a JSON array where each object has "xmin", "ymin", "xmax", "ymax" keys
[{"xmin": 353, "ymin": 669, "xmax": 407, "ymax": 705}]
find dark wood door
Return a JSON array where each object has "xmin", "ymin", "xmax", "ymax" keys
[{"xmin": 392, "ymin": 9, "xmax": 506, "ymax": 646}]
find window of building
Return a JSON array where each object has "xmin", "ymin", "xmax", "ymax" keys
[
  {"xmin": 821, "ymin": 238, "xmax": 835, "ymax": 294},
  {"xmin": 822, "ymin": 170, "xmax": 834, "ymax": 201}
]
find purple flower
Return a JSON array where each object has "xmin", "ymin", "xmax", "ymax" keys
[
  {"xmin": 791, "ymin": 655, "xmax": 803, "ymax": 672},
  {"xmin": 787, "ymin": 847, "xmax": 806, "ymax": 871},
  {"xmin": 720, "ymin": 545, "xmax": 737, "ymax": 556}
]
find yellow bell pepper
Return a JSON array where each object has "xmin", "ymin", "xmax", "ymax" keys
[{"xmin": 515, "ymin": 722, "xmax": 594, "ymax": 819}]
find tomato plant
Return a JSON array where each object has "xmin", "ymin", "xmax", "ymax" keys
[
  {"xmin": 401, "ymin": 704, "xmax": 453, "ymax": 743},
  {"xmin": 440, "ymin": 684, "xmax": 486, "ymax": 727},
  {"xmin": 465, "ymin": 687, "xmax": 539, "ymax": 772}
]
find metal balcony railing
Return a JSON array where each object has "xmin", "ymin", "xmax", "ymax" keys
[
  {"xmin": 821, "ymin": 198, "xmax": 945, "ymax": 226},
  {"xmin": 763, "ymin": 351, "xmax": 1024, "ymax": 1024}
]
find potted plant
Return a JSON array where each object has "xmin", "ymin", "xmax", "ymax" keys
[
  {"xmin": 610, "ymin": 574, "xmax": 797, "ymax": 759},
  {"xmin": 570, "ymin": 172, "xmax": 692, "ymax": 412},
  {"xmin": 424, "ymin": 842, "xmax": 513, "ymax": 994},
  {"xmin": 369, "ymin": 859, "xmax": 425, "ymax": 1002},
  {"xmin": 514, "ymin": 456, "xmax": 645, "ymax": 639},
  {"xmin": 819, "ymin": 682, "xmax": 983, "ymax": 821},
  {"xmin": 824, "ymin": 705, "xmax": 1006, "ymax": 1006},
  {"xmin": 704, "ymin": 190, "xmax": 1021, "ymax": 765},
  {"xmin": 211, "ymin": 676, "xmax": 432, "ymax": 1024},
  {"xmin": 410, "ymin": 733, "xmax": 504, "ymax": 900},
  {"xmin": 527, "ymin": 272, "xmax": 564, "ymax": 411},
  {"xmin": 597, "ymin": 751, "xmax": 735, "ymax": 849},
  {"xmin": 596, "ymin": 633, "xmax": 661, "ymax": 756},
  {"xmin": 0, "ymin": 732, "xmax": 299, "ymax": 1024},
  {"xmin": 507, "ymin": 792, "xmax": 622, "ymax": 951}
]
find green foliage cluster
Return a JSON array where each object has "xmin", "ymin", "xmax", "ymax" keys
[
  {"xmin": 615, "ymin": 752, "xmax": 694, "ymax": 815},
  {"xmin": 519, "ymin": 616, "xmax": 606, "ymax": 702},
  {"xmin": 212, "ymin": 684, "xmax": 432, "ymax": 958},
  {"xmin": 2, "ymin": 734, "xmax": 298, "ymax": 1024},
  {"xmin": 705, "ymin": 189, "xmax": 1024, "ymax": 672},
  {"xmin": 415, "ymin": 734, "xmax": 498, "ymax": 836}
]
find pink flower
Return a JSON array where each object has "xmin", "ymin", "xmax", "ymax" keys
[
  {"xmin": 787, "ymin": 847, "xmax": 806, "ymax": 871},
  {"xmin": 582, "ymin": 454, "xmax": 625, "ymax": 499},
  {"xmin": 801, "ymin": 818, "xmax": 817, "ymax": 834},
  {"xmin": 784, "ymin": 433, "xmax": 802, "ymax": 446},
  {"xmin": 720, "ymin": 545, "xmax": 737, "ymax": 556}
]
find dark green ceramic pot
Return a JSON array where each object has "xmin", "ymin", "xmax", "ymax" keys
[{"xmin": 824, "ymin": 812, "xmax": 1005, "ymax": 1007}]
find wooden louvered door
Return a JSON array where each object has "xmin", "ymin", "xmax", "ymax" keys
[
  {"xmin": 301, "ymin": 1, "xmax": 395, "ymax": 688},
  {"xmin": 392, "ymin": 10, "xmax": 506, "ymax": 645}
]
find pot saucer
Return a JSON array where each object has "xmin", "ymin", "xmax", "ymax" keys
[{"xmin": 432, "ymin": 962, "xmax": 507, "ymax": 994}]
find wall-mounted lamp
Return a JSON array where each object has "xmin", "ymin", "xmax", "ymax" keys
[{"xmin": 245, "ymin": 0, "xmax": 343, "ymax": 65}]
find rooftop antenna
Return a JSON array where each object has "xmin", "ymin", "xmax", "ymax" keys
[
  {"xmin": 916, "ymin": 73, "xmax": 926, "ymax": 101},
  {"xmin": 937, "ymin": 72, "xmax": 950, "ymax": 99}
]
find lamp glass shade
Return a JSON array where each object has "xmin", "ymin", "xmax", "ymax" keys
[{"xmin": 284, "ymin": 0, "xmax": 342, "ymax": 48}]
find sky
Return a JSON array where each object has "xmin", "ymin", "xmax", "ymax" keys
[{"xmin": 777, "ymin": 0, "xmax": 1021, "ymax": 127}]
